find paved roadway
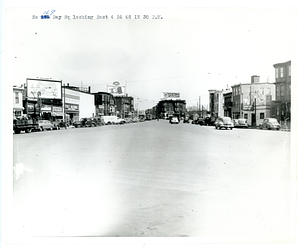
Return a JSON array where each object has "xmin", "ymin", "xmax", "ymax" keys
[{"xmin": 12, "ymin": 120, "xmax": 295, "ymax": 241}]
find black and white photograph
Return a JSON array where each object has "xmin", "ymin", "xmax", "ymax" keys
[{"xmin": 1, "ymin": 1, "xmax": 298, "ymax": 247}]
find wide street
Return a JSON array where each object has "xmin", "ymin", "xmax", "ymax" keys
[{"xmin": 12, "ymin": 120, "xmax": 295, "ymax": 241}]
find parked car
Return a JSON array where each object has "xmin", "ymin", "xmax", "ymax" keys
[
  {"xmin": 204, "ymin": 116, "xmax": 216, "ymax": 126},
  {"xmin": 52, "ymin": 120, "xmax": 69, "ymax": 129},
  {"xmin": 38, "ymin": 120, "xmax": 55, "ymax": 131},
  {"xmin": 259, "ymin": 118, "xmax": 281, "ymax": 130},
  {"xmin": 90, "ymin": 117, "xmax": 104, "ymax": 126},
  {"xmin": 197, "ymin": 118, "xmax": 206, "ymax": 126},
  {"xmin": 100, "ymin": 116, "xmax": 125, "ymax": 125},
  {"xmin": 169, "ymin": 116, "xmax": 179, "ymax": 124},
  {"xmin": 233, "ymin": 118, "xmax": 248, "ymax": 128},
  {"xmin": 215, "ymin": 117, "xmax": 234, "ymax": 130},
  {"xmin": 183, "ymin": 117, "xmax": 190, "ymax": 123},
  {"xmin": 74, "ymin": 118, "xmax": 97, "ymax": 128}
]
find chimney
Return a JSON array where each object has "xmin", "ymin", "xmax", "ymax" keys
[{"xmin": 251, "ymin": 75, "xmax": 260, "ymax": 84}]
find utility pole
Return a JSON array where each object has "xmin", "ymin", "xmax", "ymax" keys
[{"xmin": 199, "ymin": 96, "xmax": 201, "ymax": 116}]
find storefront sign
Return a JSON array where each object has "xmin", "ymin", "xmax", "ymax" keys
[
  {"xmin": 53, "ymin": 106, "xmax": 63, "ymax": 112},
  {"xmin": 65, "ymin": 104, "xmax": 79, "ymax": 111}
]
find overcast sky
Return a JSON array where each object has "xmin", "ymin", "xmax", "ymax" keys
[{"xmin": 10, "ymin": 7, "xmax": 296, "ymax": 110}]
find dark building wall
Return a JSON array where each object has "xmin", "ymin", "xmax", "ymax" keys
[{"xmin": 272, "ymin": 60, "xmax": 291, "ymax": 123}]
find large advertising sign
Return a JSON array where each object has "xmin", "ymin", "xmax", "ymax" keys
[
  {"xmin": 161, "ymin": 92, "xmax": 180, "ymax": 99},
  {"xmin": 107, "ymin": 81, "xmax": 126, "ymax": 96},
  {"xmin": 26, "ymin": 78, "xmax": 62, "ymax": 100}
]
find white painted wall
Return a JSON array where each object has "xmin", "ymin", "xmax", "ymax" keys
[{"xmin": 79, "ymin": 92, "xmax": 95, "ymax": 118}]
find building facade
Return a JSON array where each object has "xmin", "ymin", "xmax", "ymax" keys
[
  {"xmin": 208, "ymin": 88, "xmax": 231, "ymax": 118},
  {"xmin": 156, "ymin": 99, "xmax": 187, "ymax": 119},
  {"xmin": 271, "ymin": 60, "xmax": 291, "ymax": 129},
  {"xmin": 232, "ymin": 76, "xmax": 275, "ymax": 126},
  {"xmin": 94, "ymin": 92, "xmax": 116, "ymax": 116},
  {"xmin": 114, "ymin": 95, "xmax": 134, "ymax": 118},
  {"xmin": 13, "ymin": 86, "xmax": 24, "ymax": 119},
  {"xmin": 62, "ymin": 84, "xmax": 95, "ymax": 122}
]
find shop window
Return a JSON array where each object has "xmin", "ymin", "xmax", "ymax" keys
[{"xmin": 260, "ymin": 113, "xmax": 264, "ymax": 119}]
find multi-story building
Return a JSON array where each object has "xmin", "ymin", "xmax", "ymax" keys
[
  {"xmin": 208, "ymin": 90, "xmax": 216, "ymax": 117},
  {"xmin": 94, "ymin": 91, "xmax": 116, "ymax": 117},
  {"xmin": 223, "ymin": 91, "xmax": 233, "ymax": 118},
  {"xmin": 114, "ymin": 95, "xmax": 134, "ymax": 118},
  {"xmin": 232, "ymin": 76, "xmax": 275, "ymax": 126},
  {"xmin": 13, "ymin": 85, "xmax": 24, "ymax": 119},
  {"xmin": 156, "ymin": 99, "xmax": 187, "ymax": 119},
  {"xmin": 208, "ymin": 88, "xmax": 231, "ymax": 118},
  {"xmin": 271, "ymin": 60, "xmax": 291, "ymax": 128}
]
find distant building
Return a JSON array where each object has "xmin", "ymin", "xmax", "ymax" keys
[
  {"xmin": 231, "ymin": 75, "xmax": 275, "ymax": 126},
  {"xmin": 271, "ymin": 60, "xmax": 291, "ymax": 129},
  {"xmin": 94, "ymin": 92, "xmax": 116, "ymax": 116},
  {"xmin": 156, "ymin": 99, "xmax": 187, "ymax": 119},
  {"xmin": 223, "ymin": 91, "xmax": 233, "ymax": 118},
  {"xmin": 208, "ymin": 88, "xmax": 231, "ymax": 118},
  {"xmin": 114, "ymin": 95, "xmax": 134, "ymax": 118}
]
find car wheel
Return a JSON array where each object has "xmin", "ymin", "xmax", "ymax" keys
[
  {"xmin": 230, "ymin": 128, "xmax": 233, "ymax": 130},
  {"xmin": 40, "ymin": 126, "xmax": 44, "ymax": 131},
  {"xmin": 25, "ymin": 128, "xmax": 32, "ymax": 133}
]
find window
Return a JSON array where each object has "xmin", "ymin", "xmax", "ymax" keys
[
  {"xmin": 244, "ymin": 113, "xmax": 248, "ymax": 119},
  {"xmin": 15, "ymin": 92, "xmax": 19, "ymax": 104},
  {"xmin": 280, "ymin": 84, "xmax": 285, "ymax": 96},
  {"xmin": 276, "ymin": 86, "xmax": 280, "ymax": 97},
  {"xmin": 260, "ymin": 88, "xmax": 264, "ymax": 95},
  {"xmin": 267, "ymin": 87, "xmax": 271, "ymax": 95},
  {"xmin": 289, "ymin": 65, "xmax": 291, "ymax": 76},
  {"xmin": 280, "ymin": 67, "xmax": 284, "ymax": 77},
  {"xmin": 260, "ymin": 113, "xmax": 264, "ymax": 119},
  {"xmin": 275, "ymin": 68, "xmax": 279, "ymax": 78}
]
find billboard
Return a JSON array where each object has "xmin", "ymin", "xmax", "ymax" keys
[
  {"xmin": 161, "ymin": 92, "xmax": 180, "ymax": 99},
  {"xmin": 107, "ymin": 81, "xmax": 126, "ymax": 96},
  {"xmin": 26, "ymin": 78, "xmax": 62, "ymax": 100}
]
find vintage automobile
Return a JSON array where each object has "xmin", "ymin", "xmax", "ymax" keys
[
  {"xmin": 233, "ymin": 118, "xmax": 249, "ymax": 128},
  {"xmin": 38, "ymin": 120, "xmax": 55, "ymax": 131},
  {"xmin": 259, "ymin": 118, "xmax": 281, "ymax": 130},
  {"xmin": 74, "ymin": 118, "xmax": 97, "ymax": 128},
  {"xmin": 169, "ymin": 116, "xmax": 179, "ymax": 124},
  {"xmin": 215, "ymin": 117, "xmax": 234, "ymax": 130},
  {"xmin": 100, "ymin": 116, "xmax": 125, "ymax": 125}
]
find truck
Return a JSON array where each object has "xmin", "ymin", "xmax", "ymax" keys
[{"xmin": 13, "ymin": 118, "xmax": 39, "ymax": 134}]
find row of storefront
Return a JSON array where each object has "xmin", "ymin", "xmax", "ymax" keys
[{"xmin": 13, "ymin": 81, "xmax": 135, "ymax": 123}]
